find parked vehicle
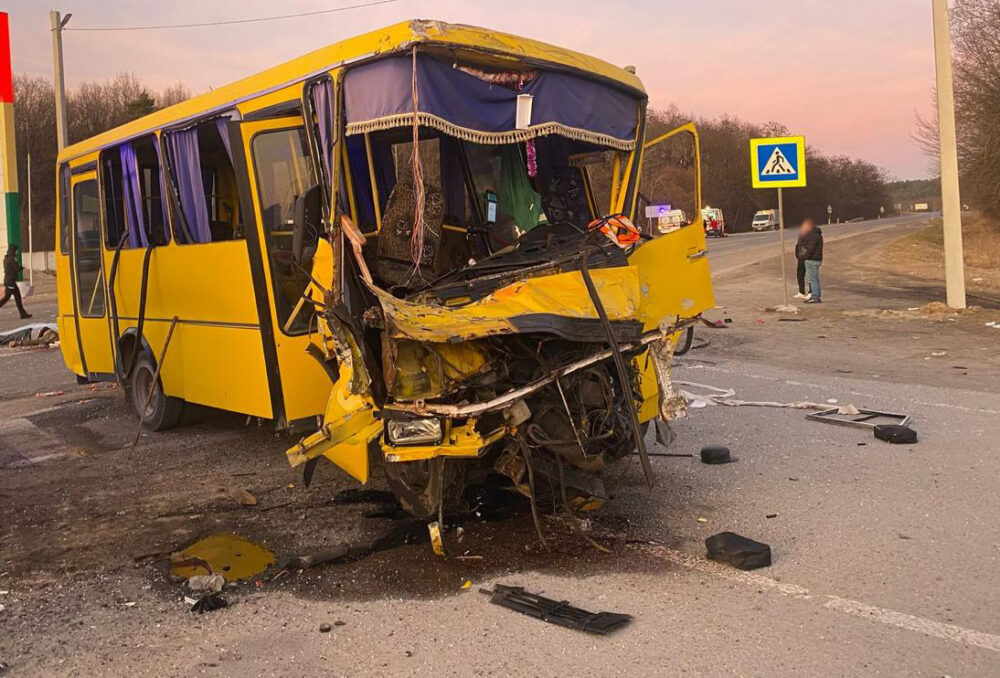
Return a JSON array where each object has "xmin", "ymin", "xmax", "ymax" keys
[
  {"xmin": 54, "ymin": 20, "xmax": 715, "ymax": 517},
  {"xmin": 751, "ymin": 209, "xmax": 779, "ymax": 231},
  {"xmin": 701, "ymin": 206, "xmax": 726, "ymax": 237}
]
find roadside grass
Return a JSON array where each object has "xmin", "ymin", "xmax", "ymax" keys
[{"xmin": 883, "ymin": 212, "xmax": 1000, "ymax": 290}]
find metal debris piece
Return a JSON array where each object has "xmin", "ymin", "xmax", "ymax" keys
[
  {"xmin": 705, "ymin": 532, "xmax": 772, "ymax": 570},
  {"xmin": 482, "ymin": 584, "xmax": 632, "ymax": 635},
  {"xmin": 805, "ymin": 407, "xmax": 910, "ymax": 430}
]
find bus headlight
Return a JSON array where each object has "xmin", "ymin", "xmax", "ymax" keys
[{"xmin": 386, "ymin": 417, "xmax": 443, "ymax": 446}]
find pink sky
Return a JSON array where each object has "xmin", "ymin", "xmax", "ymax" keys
[{"xmin": 5, "ymin": 0, "xmax": 939, "ymax": 178}]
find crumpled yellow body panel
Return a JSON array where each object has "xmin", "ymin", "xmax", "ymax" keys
[{"xmin": 370, "ymin": 266, "xmax": 641, "ymax": 342}]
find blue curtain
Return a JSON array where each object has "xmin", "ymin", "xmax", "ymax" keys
[
  {"xmin": 164, "ymin": 128, "xmax": 212, "ymax": 244},
  {"xmin": 344, "ymin": 55, "xmax": 640, "ymax": 150},
  {"xmin": 119, "ymin": 143, "xmax": 147, "ymax": 248},
  {"xmin": 311, "ymin": 79, "xmax": 334, "ymax": 181}
]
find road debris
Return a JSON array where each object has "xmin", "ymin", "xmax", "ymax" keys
[
  {"xmin": 319, "ymin": 623, "xmax": 332, "ymax": 633},
  {"xmin": 428, "ymin": 521, "xmax": 446, "ymax": 556},
  {"xmin": 190, "ymin": 593, "xmax": 228, "ymax": 614},
  {"xmin": 700, "ymin": 445, "xmax": 736, "ymax": 465},
  {"xmin": 229, "ymin": 488, "xmax": 258, "ymax": 507},
  {"xmin": 482, "ymin": 584, "xmax": 632, "ymax": 635},
  {"xmin": 705, "ymin": 532, "xmax": 772, "ymax": 570},
  {"xmin": 0, "ymin": 323, "xmax": 58, "ymax": 347},
  {"xmin": 187, "ymin": 574, "xmax": 226, "ymax": 593},
  {"xmin": 806, "ymin": 406, "xmax": 910, "ymax": 430},
  {"xmin": 170, "ymin": 534, "xmax": 275, "ymax": 582},
  {"xmin": 874, "ymin": 424, "xmax": 918, "ymax": 445}
]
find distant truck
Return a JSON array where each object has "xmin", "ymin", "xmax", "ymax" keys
[
  {"xmin": 701, "ymin": 206, "xmax": 727, "ymax": 238},
  {"xmin": 751, "ymin": 209, "xmax": 779, "ymax": 231}
]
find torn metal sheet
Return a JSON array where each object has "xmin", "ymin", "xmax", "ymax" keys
[
  {"xmin": 648, "ymin": 330, "xmax": 688, "ymax": 421},
  {"xmin": 366, "ymin": 266, "xmax": 642, "ymax": 343}
]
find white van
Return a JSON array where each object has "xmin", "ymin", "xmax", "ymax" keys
[{"xmin": 751, "ymin": 209, "xmax": 778, "ymax": 231}]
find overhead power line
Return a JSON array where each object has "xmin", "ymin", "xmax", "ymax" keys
[{"xmin": 64, "ymin": 0, "xmax": 403, "ymax": 32}]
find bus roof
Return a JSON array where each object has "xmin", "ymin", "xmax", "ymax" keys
[{"xmin": 59, "ymin": 19, "xmax": 646, "ymax": 163}]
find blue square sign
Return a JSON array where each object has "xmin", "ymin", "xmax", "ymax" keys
[{"xmin": 750, "ymin": 136, "xmax": 807, "ymax": 189}]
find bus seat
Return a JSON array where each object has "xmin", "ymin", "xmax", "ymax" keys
[{"xmin": 374, "ymin": 181, "xmax": 444, "ymax": 288}]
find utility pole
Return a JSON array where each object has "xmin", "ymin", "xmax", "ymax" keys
[
  {"xmin": 50, "ymin": 10, "xmax": 71, "ymax": 151},
  {"xmin": 931, "ymin": 0, "xmax": 966, "ymax": 309}
]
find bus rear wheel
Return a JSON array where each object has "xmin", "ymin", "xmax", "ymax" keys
[{"xmin": 128, "ymin": 352, "xmax": 184, "ymax": 432}]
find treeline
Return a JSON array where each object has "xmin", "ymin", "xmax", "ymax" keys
[
  {"xmin": 12, "ymin": 72, "xmax": 892, "ymax": 248},
  {"xmin": 915, "ymin": 0, "xmax": 1000, "ymax": 215},
  {"xmin": 13, "ymin": 73, "xmax": 188, "ymax": 250},
  {"xmin": 644, "ymin": 107, "xmax": 892, "ymax": 232}
]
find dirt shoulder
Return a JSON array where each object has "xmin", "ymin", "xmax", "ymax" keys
[
  {"xmin": 704, "ymin": 220, "xmax": 1000, "ymax": 394},
  {"xmin": 875, "ymin": 212, "xmax": 1000, "ymax": 299}
]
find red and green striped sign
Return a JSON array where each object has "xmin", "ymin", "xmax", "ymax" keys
[{"xmin": 0, "ymin": 11, "xmax": 20, "ymax": 276}]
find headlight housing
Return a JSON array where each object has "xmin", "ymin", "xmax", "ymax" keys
[{"xmin": 386, "ymin": 417, "xmax": 443, "ymax": 446}]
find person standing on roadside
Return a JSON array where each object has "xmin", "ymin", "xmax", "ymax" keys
[
  {"xmin": 794, "ymin": 223, "xmax": 810, "ymax": 299},
  {"xmin": 795, "ymin": 219, "xmax": 823, "ymax": 303},
  {"xmin": 1, "ymin": 244, "xmax": 31, "ymax": 319}
]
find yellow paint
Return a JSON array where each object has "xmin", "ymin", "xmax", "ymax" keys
[
  {"xmin": 372, "ymin": 266, "xmax": 641, "ymax": 343},
  {"xmin": 170, "ymin": 533, "xmax": 275, "ymax": 582}
]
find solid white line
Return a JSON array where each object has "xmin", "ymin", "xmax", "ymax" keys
[
  {"xmin": 824, "ymin": 596, "xmax": 1000, "ymax": 653},
  {"xmin": 638, "ymin": 544, "xmax": 1000, "ymax": 653},
  {"xmin": 642, "ymin": 545, "xmax": 810, "ymax": 597}
]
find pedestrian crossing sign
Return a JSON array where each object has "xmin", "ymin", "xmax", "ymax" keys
[{"xmin": 750, "ymin": 136, "xmax": 807, "ymax": 189}]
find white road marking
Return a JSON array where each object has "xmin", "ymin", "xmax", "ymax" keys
[
  {"xmin": 643, "ymin": 545, "xmax": 810, "ymax": 597},
  {"xmin": 824, "ymin": 596, "xmax": 1000, "ymax": 653},
  {"xmin": 640, "ymin": 544, "xmax": 1000, "ymax": 653}
]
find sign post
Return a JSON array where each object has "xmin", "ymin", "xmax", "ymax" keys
[{"xmin": 750, "ymin": 136, "xmax": 807, "ymax": 308}]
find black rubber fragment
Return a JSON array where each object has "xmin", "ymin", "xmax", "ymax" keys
[
  {"xmin": 705, "ymin": 532, "xmax": 772, "ymax": 570},
  {"xmin": 873, "ymin": 424, "xmax": 918, "ymax": 444},
  {"xmin": 700, "ymin": 445, "xmax": 737, "ymax": 464}
]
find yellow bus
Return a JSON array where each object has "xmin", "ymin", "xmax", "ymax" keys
[{"xmin": 56, "ymin": 20, "xmax": 713, "ymax": 516}]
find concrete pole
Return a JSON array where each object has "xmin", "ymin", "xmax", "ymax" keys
[
  {"xmin": 777, "ymin": 187, "xmax": 789, "ymax": 306},
  {"xmin": 931, "ymin": 0, "xmax": 966, "ymax": 309},
  {"xmin": 50, "ymin": 10, "xmax": 70, "ymax": 151}
]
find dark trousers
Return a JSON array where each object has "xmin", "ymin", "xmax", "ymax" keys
[
  {"xmin": 0, "ymin": 283, "xmax": 29, "ymax": 317},
  {"xmin": 796, "ymin": 259, "xmax": 807, "ymax": 294}
]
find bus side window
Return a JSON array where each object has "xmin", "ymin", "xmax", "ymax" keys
[
  {"xmin": 101, "ymin": 135, "xmax": 169, "ymax": 250},
  {"xmin": 164, "ymin": 119, "xmax": 244, "ymax": 245}
]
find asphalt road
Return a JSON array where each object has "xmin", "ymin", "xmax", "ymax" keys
[{"xmin": 707, "ymin": 214, "xmax": 929, "ymax": 274}]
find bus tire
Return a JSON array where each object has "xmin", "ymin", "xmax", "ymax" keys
[
  {"xmin": 128, "ymin": 352, "xmax": 184, "ymax": 432},
  {"xmin": 384, "ymin": 457, "xmax": 466, "ymax": 520}
]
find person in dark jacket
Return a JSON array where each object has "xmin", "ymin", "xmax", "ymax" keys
[
  {"xmin": 1, "ymin": 244, "xmax": 31, "ymax": 319},
  {"xmin": 794, "ymin": 226, "xmax": 810, "ymax": 299},
  {"xmin": 795, "ymin": 219, "xmax": 823, "ymax": 303}
]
